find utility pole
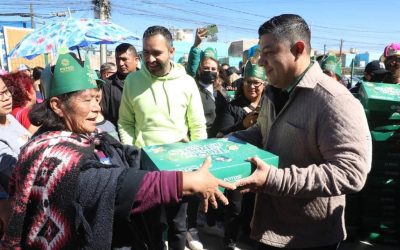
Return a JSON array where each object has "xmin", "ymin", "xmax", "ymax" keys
[
  {"xmin": 30, "ymin": 4, "xmax": 35, "ymax": 29},
  {"xmin": 339, "ymin": 39, "xmax": 343, "ymax": 58},
  {"xmin": 98, "ymin": 0, "xmax": 110, "ymax": 65},
  {"xmin": 323, "ymin": 44, "xmax": 326, "ymax": 55}
]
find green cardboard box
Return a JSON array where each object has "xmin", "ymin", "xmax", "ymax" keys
[
  {"xmin": 365, "ymin": 109, "xmax": 400, "ymax": 121},
  {"xmin": 227, "ymin": 91, "xmax": 236, "ymax": 99},
  {"xmin": 365, "ymin": 109, "xmax": 400, "ymax": 129},
  {"xmin": 359, "ymin": 82, "xmax": 400, "ymax": 113},
  {"xmin": 370, "ymin": 130, "xmax": 400, "ymax": 142},
  {"xmin": 141, "ymin": 137, "xmax": 279, "ymax": 183}
]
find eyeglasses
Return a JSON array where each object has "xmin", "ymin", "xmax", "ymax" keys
[
  {"xmin": 244, "ymin": 80, "xmax": 264, "ymax": 87},
  {"xmin": 0, "ymin": 88, "xmax": 12, "ymax": 100},
  {"xmin": 387, "ymin": 57, "xmax": 400, "ymax": 64}
]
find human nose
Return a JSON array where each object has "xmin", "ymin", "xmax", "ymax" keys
[
  {"xmin": 117, "ymin": 59, "xmax": 125, "ymax": 67},
  {"xmin": 258, "ymin": 56, "xmax": 266, "ymax": 67},
  {"xmin": 147, "ymin": 54, "xmax": 156, "ymax": 63},
  {"xmin": 92, "ymin": 98, "xmax": 101, "ymax": 112}
]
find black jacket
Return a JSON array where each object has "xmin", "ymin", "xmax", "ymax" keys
[
  {"xmin": 100, "ymin": 73, "xmax": 126, "ymax": 128},
  {"xmin": 197, "ymin": 85, "xmax": 228, "ymax": 138},
  {"xmin": 212, "ymin": 95, "xmax": 258, "ymax": 135}
]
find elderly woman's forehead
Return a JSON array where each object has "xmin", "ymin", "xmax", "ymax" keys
[{"xmin": 73, "ymin": 88, "xmax": 98, "ymax": 97}]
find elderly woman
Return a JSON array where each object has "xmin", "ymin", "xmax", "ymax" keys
[
  {"xmin": 2, "ymin": 72, "xmax": 38, "ymax": 134},
  {"xmin": 1, "ymin": 52, "xmax": 234, "ymax": 249},
  {"xmin": 0, "ymin": 78, "xmax": 31, "ymax": 236}
]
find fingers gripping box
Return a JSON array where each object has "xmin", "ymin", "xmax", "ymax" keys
[{"xmin": 141, "ymin": 137, "xmax": 279, "ymax": 183}]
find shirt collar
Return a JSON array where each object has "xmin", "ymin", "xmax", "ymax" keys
[
  {"xmin": 199, "ymin": 81, "xmax": 214, "ymax": 94},
  {"xmin": 284, "ymin": 61, "xmax": 313, "ymax": 94}
]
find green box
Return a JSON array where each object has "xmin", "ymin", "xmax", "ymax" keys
[
  {"xmin": 227, "ymin": 91, "xmax": 236, "ymax": 99},
  {"xmin": 359, "ymin": 82, "xmax": 400, "ymax": 112},
  {"xmin": 370, "ymin": 130, "xmax": 400, "ymax": 142},
  {"xmin": 365, "ymin": 109, "xmax": 400, "ymax": 121},
  {"xmin": 141, "ymin": 137, "xmax": 279, "ymax": 183}
]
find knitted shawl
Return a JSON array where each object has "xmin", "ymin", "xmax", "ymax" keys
[{"xmin": 2, "ymin": 131, "xmax": 95, "ymax": 249}]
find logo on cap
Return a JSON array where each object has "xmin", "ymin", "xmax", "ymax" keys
[{"xmin": 59, "ymin": 58, "xmax": 74, "ymax": 73}]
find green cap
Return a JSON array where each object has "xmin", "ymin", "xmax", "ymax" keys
[
  {"xmin": 321, "ymin": 54, "xmax": 342, "ymax": 77},
  {"xmin": 201, "ymin": 47, "xmax": 218, "ymax": 60},
  {"xmin": 243, "ymin": 60, "xmax": 266, "ymax": 81},
  {"xmin": 41, "ymin": 51, "xmax": 104, "ymax": 99}
]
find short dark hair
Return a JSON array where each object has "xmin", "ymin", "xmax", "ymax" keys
[
  {"xmin": 258, "ymin": 14, "xmax": 311, "ymax": 54},
  {"xmin": 115, "ymin": 43, "xmax": 137, "ymax": 56},
  {"xmin": 143, "ymin": 26, "xmax": 173, "ymax": 48},
  {"xmin": 221, "ymin": 63, "xmax": 229, "ymax": 68},
  {"xmin": 32, "ymin": 66, "xmax": 44, "ymax": 81}
]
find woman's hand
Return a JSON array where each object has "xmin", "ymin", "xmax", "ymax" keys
[
  {"xmin": 242, "ymin": 111, "xmax": 259, "ymax": 128},
  {"xmin": 234, "ymin": 157, "xmax": 271, "ymax": 193},
  {"xmin": 182, "ymin": 157, "xmax": 236, "ymax": 212},
  {"xmin": 194, "ymin": 28, "xmax": 208, "ymax": 48}
]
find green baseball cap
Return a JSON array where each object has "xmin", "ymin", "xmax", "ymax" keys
[
  {"xmin": 243, "ymin": 60, "xmax": 266, "ymax": 81},
  {"xmin": 201, "ymin": 47, "xmax": 218, "ymax": 60},
  {"xmin": 41, "ymin": 51, "xmax": 104, "ymax": 99},
  {"xmin": 321, "ymin": 54, "xmax": 342, "ymax": 77}
]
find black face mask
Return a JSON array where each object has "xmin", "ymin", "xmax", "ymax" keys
[{"xmin": 199, "ymin": 71, "xmax": 217, "ymax": 84}]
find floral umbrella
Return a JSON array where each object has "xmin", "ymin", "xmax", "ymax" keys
[{"xmin": 9, "ymin": 18, "xmax": 140, "ymax": 60}]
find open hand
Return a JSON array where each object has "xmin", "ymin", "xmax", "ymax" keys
[
  {"xmin": 234, "ymin": 156, "xmax": 271, "ymax": 193},
  {"xmin": 182, "ymin": 157, "xmax": 236, "ymax": 212}
]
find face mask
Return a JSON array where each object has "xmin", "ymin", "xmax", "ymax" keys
[{"xmin": 199, "ymin": 71, "xmax": 217, "ymax": 84}]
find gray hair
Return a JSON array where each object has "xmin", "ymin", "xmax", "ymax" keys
[{"xmin": 100, "ymin": 62, "xmax": 116, "ymax": 75}]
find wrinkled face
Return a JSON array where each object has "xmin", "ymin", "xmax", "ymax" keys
[
  {"xmin": 115, "ymin": 50, "xmax": 139, "ymax": 76},
  {"xmin": 0, "ymin": 79, "xmax": 12, "ymax": 116},
  {"xmin": 243, "ymin": 77, "xmax": 265, "ymax": 102},
  {"xmin": 143, "ymin": 34, "xmax": 175, "ymax": 76},
  {"xmin": 53, "ymin": 89, "xmax": 100, "ymax": 134},
  {"xmin": 258, "ymin": 34, "xmax": 296, "ymax": 89}
]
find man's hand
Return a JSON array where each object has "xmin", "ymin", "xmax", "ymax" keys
[
  {"xmin": 194, "ymin": 28, "xmax": 208, "ymax": 48},
  {"xmin": 234, "ymin": 156, "xmax": 271, "ymax": 193},
  {"xmin": 182, "ymin": 157, "xmax": 236, "ymax": 212}
]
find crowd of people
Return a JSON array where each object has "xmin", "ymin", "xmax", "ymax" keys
[{"xmin": 2, "ymin": 12, "xmax": 399, "ymax": 250}]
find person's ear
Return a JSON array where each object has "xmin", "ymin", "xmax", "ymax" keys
[
  {"xmin": 49, "ymin": 97, "xmax": 65, "ymax": 118},
  {"xmin": 292, "ymin": 41, "xmax": 305, "ymax": 58},
  {"xmin": 169, "ymin": 47, "xmax": 175, "ymax": 60}
]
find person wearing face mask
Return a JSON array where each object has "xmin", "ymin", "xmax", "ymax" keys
[
  {"xmin": 195, "ymin": 48, "xmax": 228, "ymax": 138},
  {"xmin": 186, "ymin": 48, "xmax": 232, "ymax": 250}
]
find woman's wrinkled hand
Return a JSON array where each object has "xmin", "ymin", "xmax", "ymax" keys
[{"xmin": 182, "ymin": 157, "xmax": 236, "ymax": 212}]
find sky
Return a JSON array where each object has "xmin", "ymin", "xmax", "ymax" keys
[{"xmin": 1, "ymin": 0, "xmax": 400, "ymax": 55}]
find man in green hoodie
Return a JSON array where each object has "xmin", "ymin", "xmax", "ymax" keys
[
  {"xmin": 119, "ymin": 26, "xmax": 207, "ymax": 148},
  {"xmin": 118, "ymin": 25, "xmax": 207, "ymax": 250}
]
